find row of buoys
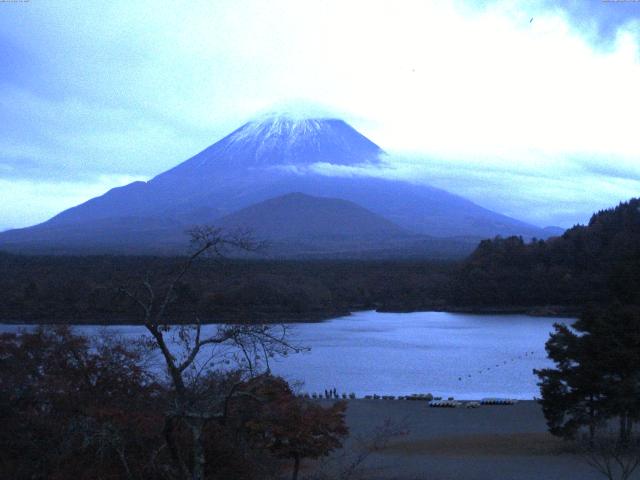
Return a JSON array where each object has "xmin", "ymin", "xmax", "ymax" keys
[{"xmin": 457, "ymin": 350, "xmax": 539, "ymax": 381}]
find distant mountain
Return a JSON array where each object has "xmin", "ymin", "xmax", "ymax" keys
[
  {"xmin": 214, "ymin": 192, "xmax": 479, "ymax": 258},
  {"xmin": 542, "ymin": 226, "xmax": 565, "ymax": 237},
  {"xmin": 0, "ymin": 192, "xmax": 479, "ymax": 258},
  {"xmin": 36, "ymin": 114, "xmax": 385, "ymax": 229},
  {"xmin": 217, "ymin": 192, "xmax": 407, "ymax": 240},
  {"xmin": 0, "ymin": 109, "xmax": 552, "ymax": 256}
]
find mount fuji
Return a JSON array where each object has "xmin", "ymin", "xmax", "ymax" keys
[{"xmin": 0, "ymin": 109, "xmax": 556, "ymax": 257}]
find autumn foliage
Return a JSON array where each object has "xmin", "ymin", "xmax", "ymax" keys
[
  {"xmin": 239, "ymin": 376, "xmax": 348, "ymax": 480},
  {"xmin": 0, "ymin": 327, "xmax": 348, "ymax": 480}
]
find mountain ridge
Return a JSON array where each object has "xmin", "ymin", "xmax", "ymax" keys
[
  {"xmin": 0, "ymin": 111, "xmax": 558, "ymax": 256},
  {"xmin": 217, "ymin": 192, "xmax": 409, "ymax": 240}
]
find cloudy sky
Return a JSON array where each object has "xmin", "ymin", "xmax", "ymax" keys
[{"xmin": 1, "ymin": 0, "xmax": 640, "ymax": 231}]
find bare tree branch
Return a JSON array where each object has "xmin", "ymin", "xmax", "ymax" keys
[{"xmin": 118, "ymin": 226, "xmax": 303, "ymax": 480}]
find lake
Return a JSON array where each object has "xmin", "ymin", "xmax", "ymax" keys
[{"xmin": 0, "ymin": 311, "xmax": 569, "ymax": 400}]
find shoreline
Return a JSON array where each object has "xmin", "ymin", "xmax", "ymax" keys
[
  {"xmin": 0, "ymin": 304, "xmax": 578, "ymax": 326},
  {"xmin": 312, "ymin": 399, "xmax": 598, "ymax": 479},
  {"xmin": 378, "ymin": 304, "xmax": 580, "ymax": 318}
]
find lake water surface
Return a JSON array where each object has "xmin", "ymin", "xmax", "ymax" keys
[{"xmin": 1, "ymin": 311, "xmax": 570, "ymax": 399}]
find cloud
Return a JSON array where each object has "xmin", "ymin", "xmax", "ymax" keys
[
  {"xmin": 305, "ymin": 151, "xmax": 640, "ymax": 227},
  {"xmin": 1, "ymin": 0, "xmax": 640, "ymax": 228},
  {"xmin": 540, "ymin": 0, "xmax": 640, "ymax": 46},
  {"xmin": 466, "ymin": 0, "xmax": 640, "ymax": 47},
  {"xmin": 0, "ymin": 85, "xmax": 219, "ymax": 180},
  {"xmin": 0, "ymin": 175, "xmax": 144, "ymax": 232},
  {"xmin": 387, "ymin": 155, "xmax": 640, "ymax": 227}
]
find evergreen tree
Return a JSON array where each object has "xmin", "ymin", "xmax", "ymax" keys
[{"xmin": 536, "ymin": 305, "xmax": 640, "ymax": 444}]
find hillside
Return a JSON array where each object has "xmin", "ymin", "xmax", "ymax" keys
[
  {"xmin": 217, "ymin": 192, "xmax": 408, "ymax": 240},
  {"xmin": 450, "ymin": 198, "xmax": 640, "ymax": 307}
]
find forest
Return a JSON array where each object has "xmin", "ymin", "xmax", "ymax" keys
[
  {"xmin": 0, "ymin": 254, "xmax": 454, "ymax": 324},
  {"xmin": 450, "ymin": 198, "xmax": 640, "ymax": 308},
  {"xmin": 1, "ymin": 198, "xmax": 639, "ymax": 324}
]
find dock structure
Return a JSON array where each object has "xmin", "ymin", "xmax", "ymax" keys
[
  {"xmin": 480, "ymin": 398, "xmax": 517, "ymax": 405},
  {"xmin": 429, "ymin": 400, "xmax": 461, "ymax": 408}
]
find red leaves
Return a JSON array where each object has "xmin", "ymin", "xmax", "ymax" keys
[
  {"xmin": 1, "ymin": 330, "xmax": 350, "ymax": 480},
  {"xmin": 0, "ymin": 327, "xmax": 166, "ymax": 479},
  {"xmin": 239, "ymin": 376, "xmax": 349, "ymax": 461}
]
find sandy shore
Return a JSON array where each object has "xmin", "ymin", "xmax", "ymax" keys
[{"xmin": 308, "ymin": 400, "xmax": 602, "ymax": 480}]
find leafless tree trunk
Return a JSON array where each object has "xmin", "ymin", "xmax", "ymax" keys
[
  {"xmin": 120, "ymin": 226, "xmax": 302, "ymax": 480},
  {"xmin": 307, "ymin": 417, "xmax": 408, "ymax": 480},
  {"xmin": 292, "ymin": 452, "xmax": 301, "ymax": 480}
]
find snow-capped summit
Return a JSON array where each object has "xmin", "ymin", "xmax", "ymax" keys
[
  {"xmin": 250, "ymin": 99, "xmax": 338, "ymax": 122},
  {"xmin": 157, "ymin": 111, "xmax": 384, "ymax": 179}
]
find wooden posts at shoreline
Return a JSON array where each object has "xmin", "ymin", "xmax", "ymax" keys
[{"xmin": 298, "ymin": 391, "xmax": 519, "ymax": 408}]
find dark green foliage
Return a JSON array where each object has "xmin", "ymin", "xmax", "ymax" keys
[
  {"xmin": 0, "ymin": 255, "xmax": 455, "ymax": 324},
  {"xmin": 535, "ymin": 305, "xmax": 640, "ymax": 443},
  {"xmin": 2, "ymin": 197, "xmax": 639, "ymax": 322},
  {"xmin": 452, "ymin": 198, "xmax": 640, "ymax": 307},
  {"xmin": 535, "ymin": 320, "xmax": 605, "ymax": 439}
]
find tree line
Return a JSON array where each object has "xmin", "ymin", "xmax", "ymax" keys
[
  {"xmin": 3, "ymin": 199, "xmax": 640, "ymax": 324},
  {"xmin": 0, "ymin": 254, "xmax": 454, "ymax": 324},
  {"xmin": 451, "ymin": 198, "xmax": 640, "ymax": 308}
]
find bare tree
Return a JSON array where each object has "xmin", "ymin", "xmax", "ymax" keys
[
  {"xmin": 578, "ymin": 431, "xmax": 640, "ymax": 480},
  {"xmin": 306, "ymin": 417, "xmax": 409, "ymax": 480},
  {"xmin": 120, "ymin": 226, "xmax": 302, "ymax": 480}
]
